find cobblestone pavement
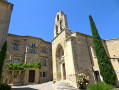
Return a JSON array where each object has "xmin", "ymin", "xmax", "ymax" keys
[{"xmin": 12, "ymin": 81, "xmax": 55, "ymax": 90}]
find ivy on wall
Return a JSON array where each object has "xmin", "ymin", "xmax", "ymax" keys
[{"xmin": 7, "ymin": 61, "xmax": 41, "ymax": 70}]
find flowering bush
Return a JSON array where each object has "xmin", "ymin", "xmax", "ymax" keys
[{"xmin": 77, "ymin": 73, "xmax": 89, "ymax": 89}]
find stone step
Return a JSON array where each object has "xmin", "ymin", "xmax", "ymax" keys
[
  {"xmin": 55, "ymin": 82, "xmax": 70, "ymax": 86},
  {"xmin": 52, "ymin": 81, "xmax": 78, "ymax": 90}
]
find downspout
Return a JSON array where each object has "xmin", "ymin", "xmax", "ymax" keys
[{"xmin": 25, "ymin": 39, "xmax": 28, "ymax": 64}]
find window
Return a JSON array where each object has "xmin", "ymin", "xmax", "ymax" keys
[
  {"xmin": 34, "ymin": 49, "xmax": 37, "ymax": 53},
  {"xmin": 40, "ymin": 72, "xmax": 47, "ymax": 77},
  {"xmin": 13, "ymin": 43, "xmax": 19, "ymax": 50},
  {"xmin": 14, "ymin": 74, "xmax": 17, "ymax": 78},
  {"xmin": 43, "ymin": 72, "xmax": 47, "ymax": 77},
  {"xmin": 56, "ymin": 26, "xmax": 58, "ymax": 35},
  {"xmin": 60, "ymin": 20, "xmax": 63, "ymax": 31},
  {"xmin": 29, "ymin": 49, "xmax": 33, "ymax": 53},
  {"xmin": 32, "ymin": 43, "xmax": 36, "ymax": 48},
  {"xmin": 12, "ymin": 59, "xmax": 20, "ymax": 64},
  {"xmin": 57, "ymin": 15, "xmax": 59, "ymax": 21},
  {"xmin": 41, "ymin": 47, "xmax": 47, "ymax": 53},
  {"xmin": 29, "ymin": 49, "xmax": 37, "ymax": 53},
  {"xmin": 41, "ymin": 59, "xmax": 47, "ymax": 66}
]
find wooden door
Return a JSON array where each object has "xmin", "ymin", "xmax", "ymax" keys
[
  {"xmin": 29, "ymin": 70, "xmax": 35, "ymax": 83},
  {"xmin": 63, "ymin": 63, "xmax": 66, "ymax": 80}
]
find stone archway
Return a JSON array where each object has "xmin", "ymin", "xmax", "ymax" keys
[{"xmin": 56, "ymin": 44, "xmax": 66, "ymax": 81}]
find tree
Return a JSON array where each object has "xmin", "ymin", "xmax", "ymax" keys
[
  {"xmin": 0, "ymin": 41, "xmax": 7, "ymax": 82},
  {"xmin": 89, "ymin": 15, "xmax": 116, "ymax": 85}
]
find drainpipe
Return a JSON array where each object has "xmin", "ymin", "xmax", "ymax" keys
[
  {"xmin": 25, "ymin": 39, "xmax": 28, "ymax": 64},
  {"xmin": 25, "ymin": 46, "xmax": 27, "ymax": 64}
]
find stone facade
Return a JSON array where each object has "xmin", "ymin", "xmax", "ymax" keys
[
  {"xmin": 52, "ymin": 11, "xmax": 119, "ymax": 88},
  {"xmin": 0, "ymin": 4, "xmax": 119, "ymax": 88},
  {"xmin": 0, "ymin": 1, "xmax": 13, "ymax": 50},
  {"xmin": 2, "ymin": 34, "xmax": 53, "ymax": 85},
  {"xmin": 106, "ymin": 39, "xmax": 119, "ymax": 86}
]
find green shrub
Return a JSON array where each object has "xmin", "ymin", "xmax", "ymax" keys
[
  {"xmin": 0, "ymin": 83, "xmax": 11, "ymax": 90},
  {"xmin": 88, "ymin": 82, "xmax": 115, "ymax": 90},
  {"xmin": 0, "ymin": 42, "xmax": 7, "ymax": 82}
]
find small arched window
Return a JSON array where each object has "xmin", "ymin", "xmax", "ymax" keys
[
  {"xmin": 60, "ymin": 20, "xmax": 63, "ymax": 31},
  {"xmin": 56, "ymin": 25, "xmax": 58, "ymax": 35}
]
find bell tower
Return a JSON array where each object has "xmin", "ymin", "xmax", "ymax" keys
[
  {"xmin": 54, "ymin": 11, "xmax": 68, "ymax": 37},
  {"xmin": 0, "ymin": 1, "xmax": 13, "ymax": 50}
]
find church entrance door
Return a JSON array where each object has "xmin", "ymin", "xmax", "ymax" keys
[{"xmin": 63, "ymin": 63, "xmax": 66, "ymax": 80}]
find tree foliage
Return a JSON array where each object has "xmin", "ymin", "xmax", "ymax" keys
[
  {"xmin": 89, "ymin": 15, "xmax": 116, "ymax": 85},
  {"xmin": 7, "ymin": 61, "xmax": 41, "ymax": 70},
  {"xmin": 0, "ymin": 42, "xmax": 7, "ymax": 82}
]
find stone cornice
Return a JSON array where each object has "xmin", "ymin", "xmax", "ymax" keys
[
  {"xmin": 8, "ymin": 34, "xmax": 51, "ymax": 44},
  {"xmin": 52, "ymin": 28, "xmax": 71, "ymax": 42},
  {"xmin": 75, "ymin": 32, "xmax": 92, "ymax": 39},
  {"xmin": 66, "ymin": 36, "xmax": 76, "ymax": 42},
  {"xmin": 52, "ymin": 29, "xmax": 65, "ymax": 42},
  {"xmin": 106, "ymin": 38, "xmax": 119, "ymax": 42},
  {"xmin": 75, "ymin": 32, "xmax": 106, "ymax": 42}
]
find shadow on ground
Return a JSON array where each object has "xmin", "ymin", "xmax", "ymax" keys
[{"xmin": 12, "ymin": 87, "xmax": 38, "ymax": 90}]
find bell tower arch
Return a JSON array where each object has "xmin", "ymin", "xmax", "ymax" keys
[{"xmin": 54, "ymin": 11, "xmax": 68, "ymax": 37}]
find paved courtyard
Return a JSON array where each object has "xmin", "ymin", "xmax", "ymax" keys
[
  {"xmin": 11, "ymin": 81, "xmax": 119, "ymax": 90},
  {"xmin": 12, "ymin": 81, "xmax": 55, "ymax": 90},
  {"xmin": 12, "ymin": 81, "xmax": 78, "ymax": 90}
]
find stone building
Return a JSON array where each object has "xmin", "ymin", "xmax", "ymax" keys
[
  {"xmin": 52, "ymin": 11, "xmax": 119, "ymax": 88},
  {"xmin": 0, "ymin": 0, "xmax": 13, "ymax": 50},
  {"xmin": 2, "ymin": 34, "xmax": 53, "ymax": 85},
  {"xmin": 0, "ymin": 1, "xmax": 119, "ymax": 87}
]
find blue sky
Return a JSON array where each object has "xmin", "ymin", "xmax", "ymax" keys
[{"xmin": 8, "ymin": 0, "xmax": 119, "ymax": 42}]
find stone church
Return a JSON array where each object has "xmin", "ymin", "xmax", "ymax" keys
[
  {"xmin": 52, "ymin": 11, "xmax": 119, "ymax": 88},
  {"xmin": 0, "ymin": 0, "xmax": 119, "ymax": 88}
]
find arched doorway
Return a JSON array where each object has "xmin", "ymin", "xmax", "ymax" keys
[{"xmin": 56, "ymin": 44, "xmax": 66, "ymax": 81}]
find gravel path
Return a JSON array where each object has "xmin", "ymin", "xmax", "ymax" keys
[{"xmin": 12, "ymin": 81, "xmax": 55, "ymax": 90}]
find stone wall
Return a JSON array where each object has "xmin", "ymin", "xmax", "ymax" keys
[
  {"xmin": 0, "ymin": 1, "xmax": 13, "ymax": 50},
  {"xmin": 2, "ymin": 34, "xmax": 53, "ymax": 85},
  {"xmin": 106, "ymin": 39, "xmax": 119, "ymax": 86},
  {"xmin": 52, "ymin": 29, "xmax": 78, "ymax": 88}
]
